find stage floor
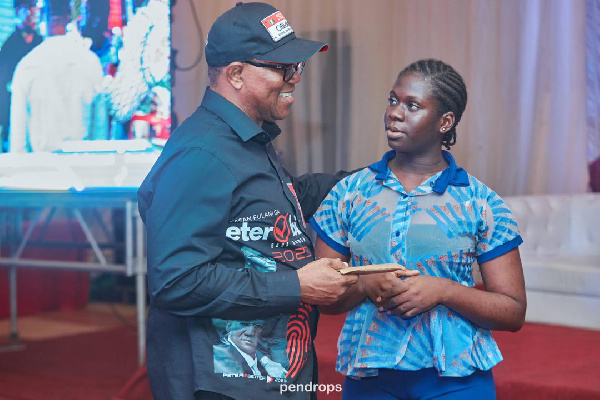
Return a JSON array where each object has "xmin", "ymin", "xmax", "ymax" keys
[
  {"xmin": 1, "ymin": 306, "xmax": 599, "ymax": 399},
  {"xmin": 0, "ymin": 302, "xmax": 137, "ymax": 343}
]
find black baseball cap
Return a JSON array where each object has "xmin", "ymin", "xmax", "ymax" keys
[{"xmin": 205, "ymin": 2, "xmax": 328, "ymax": 67}]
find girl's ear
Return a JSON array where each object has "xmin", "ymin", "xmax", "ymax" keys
[{"xmin": 439, "ymin": 111, "xmax": 455, "ymax": 134}]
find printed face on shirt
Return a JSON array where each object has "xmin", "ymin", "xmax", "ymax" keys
[
  {"xmin": 384, "ymin": 72, "xmax": 445, "ymax": 155},
  {"xmin": 228, "ymin": 321, "xmax": 264, "ymax": 357},
  {"xmin": 240, "ymin": 61, "xmax": 301, "ymax": 126}
]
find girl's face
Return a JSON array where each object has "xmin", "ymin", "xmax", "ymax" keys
[{"xmin": 384, "ymin": 73, "xmax": 447, "ymax": 155}]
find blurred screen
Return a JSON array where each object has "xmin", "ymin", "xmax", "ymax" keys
[
  {"xmin": 0, "ymin": 0, "xmax": 170, "ymax": 190},
  {"xmin": 0, "ymin": 0, "xmax": 171, "ymax": 153},
  {"xmin": 99, "ymin": 0, "xmax": 172, "ymax": 141}
]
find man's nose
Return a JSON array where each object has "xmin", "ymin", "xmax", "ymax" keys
[
  {"xmin": 288, "ymin": 70, "xmax": 301, "ymax": 85},
  {"xmin": 244, "ymin": 326, "xmax": 259, "ymax": 335}
]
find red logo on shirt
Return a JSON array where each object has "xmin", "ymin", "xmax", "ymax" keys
[
  {"xmin": 273, "ymin": 214, "xmax": 290, "ymax": 243},
  {"xmin": 286, "ymin": 183, "xmax": 306, "ymax": 227},
  {"xmin": 286, "ymin": 302, "xmax": 313, "ymax": 378}
]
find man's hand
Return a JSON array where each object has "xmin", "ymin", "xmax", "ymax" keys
[
  {"xmin": 260, "ymin": 356, "xmax": 287, "ymax": 378},
  {"xmin": 297, "ymin": 258, "xmax": 358, "ymax": 305}
]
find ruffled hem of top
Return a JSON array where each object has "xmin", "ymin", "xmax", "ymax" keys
[{"xmin": 335, "ymin": 303, "xmax": 503, "ymax": 378}]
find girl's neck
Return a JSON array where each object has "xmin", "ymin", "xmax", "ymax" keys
[
  {"xmin": 388, "ymin": 151, "xmax": 448, "ymax": 192},
  {"xmin": 390, "ymin": 151, "xmax": 446, "ymax": 175}
]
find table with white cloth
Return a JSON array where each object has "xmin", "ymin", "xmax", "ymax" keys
[{"xmin": 0, "ymin": 140, "xmax": 160, "ymax": 366}]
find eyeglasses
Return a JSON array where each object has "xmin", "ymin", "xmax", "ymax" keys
[{"xmin": 243, "ymin": 60, "xmax": 306, "ymax": 82}]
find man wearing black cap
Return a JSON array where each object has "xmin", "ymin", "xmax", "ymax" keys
[
  {"xmin": 138, "ymin": 2, "xmax": 357, "ymax": 399},
  {"xmin": 0, "ymin": 0, "xmax": 42, "ymax": 152}
]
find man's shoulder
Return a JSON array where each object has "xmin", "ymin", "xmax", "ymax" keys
[
  {"xmin": 14, "ymin": 38, "xmax": 50, "ymax": 65},
  {"xmin": 11, "ymin": 47, "xmax": 38, "ymax": 76},
  {"xmin": 213, "ymin": 343, "xmax": 246, "ymax": 373},
  {"xmin": 213, "ymin": 343, "xmax": 237, "ymax": 356},
  {"xmin": 168, "ymin": 107, "xmax": 239, "ymax": 150},
  {"xmin": 150, "ymin": 112, "xmax": 238, "ymax": 181},
  {"xmin": 0, "ymin": 31, "xmax": 19, "ymax": 50}
]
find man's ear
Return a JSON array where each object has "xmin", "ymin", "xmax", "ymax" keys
[{"xmin": 225, "ymin": 62, "xmax": 244, "ymax": 90}]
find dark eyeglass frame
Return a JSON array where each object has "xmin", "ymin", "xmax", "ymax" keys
[{"xmin": 243, "ymin": 60, "xmax": 306, "ymax": 82}]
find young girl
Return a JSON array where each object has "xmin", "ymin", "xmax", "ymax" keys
[{"xmin": 311, "ymin": 59, "xmax": 526, "ymax": 399}]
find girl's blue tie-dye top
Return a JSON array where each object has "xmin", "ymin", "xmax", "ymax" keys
[{"xmin": 310, "ymin": 150, "xmax": 522, "ymax": 378}]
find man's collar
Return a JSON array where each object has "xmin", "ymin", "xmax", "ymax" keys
[
  {"xmin": 201, "ymin": 87, "xmax": 281, "ymax": 143},
  {"xmin": 368, "ymin": 150, "xmax": 469, "ymax": 194}
]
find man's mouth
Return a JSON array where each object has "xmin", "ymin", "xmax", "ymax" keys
[{"xmin": 279, "ymin": 92, "xmax": 293, "ymax": 98}]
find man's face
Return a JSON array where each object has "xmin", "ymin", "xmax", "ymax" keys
[
  {"xmin": 239, "ymin": 61, "xmax": 301, "ymax": 126},
  {"xmin": 229, "ymin": 321, "xmax": 263, "ymax": 357},
  {"xmin": 16, "ymin": 4, "xmax": 38, "ymax": 31}
]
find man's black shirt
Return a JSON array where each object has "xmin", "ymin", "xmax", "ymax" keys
[{"xmin": 139, "ymin": 87, "xmax": 344, "ymax": 399}]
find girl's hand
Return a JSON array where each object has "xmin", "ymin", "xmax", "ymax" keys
[
  {"xmin": 360, "ymin": 272, "xmax": 404, "ymax": 304},
  {"xmin": 376, "ymin": 275, "xmax": 448, "ymax": 318}
]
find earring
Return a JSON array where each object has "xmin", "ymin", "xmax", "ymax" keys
[{"xmin": 441, "ymin": 127, "xmax": 446, "ymax": 131}]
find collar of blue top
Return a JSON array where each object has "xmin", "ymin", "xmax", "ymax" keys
[
  {"xmin": 368, "ymin": 150, "xmax": 469, "ymax": 194},
  {"xmin": 201, "ymin": 87, "xmax": 281, "ymax": 144}
]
